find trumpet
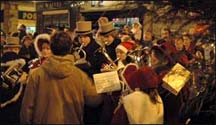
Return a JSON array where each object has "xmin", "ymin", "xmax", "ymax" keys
[
  {"xmin": 128, "ymin": 46, "xmax": 152, "ymax": 67},
  {"xmin": 72, "ymin": 43, "xmax": 88, "ymax": 65},
  {"xmin": 97, "ymin": 47, "xmax": 118, "ymax": 72},
  {"xmin": 1, "ymin": 59, "xmax": 26, "ymax": 88}
]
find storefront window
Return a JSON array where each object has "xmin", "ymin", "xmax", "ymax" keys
[
  {"xmin": 26, "ymin": 27, "xmax": 36, "ymax": 34},
  {"xmin": 44, "ymin": 15, "xmax": 52, "ymax": 26},
  {"xmin": 112, "ymin": 17, "xmax": 139, "ymax": 28},
  {"xmin": 43, "ymin": 14, "xmax": 69, "ymax": 29}
]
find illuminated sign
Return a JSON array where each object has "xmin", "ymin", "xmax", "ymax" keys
[
  {"xmin": 36, "ymin": 2, "xmax": 70, "ymax": 11},
  {"xmin": 18, "ymin": 11, "xmax": 36, "ymax": 20}
]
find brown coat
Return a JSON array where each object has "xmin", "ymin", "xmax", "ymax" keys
[{"xmin": 20, "ymin": 54, "xmax": 102, "ymax": 124}]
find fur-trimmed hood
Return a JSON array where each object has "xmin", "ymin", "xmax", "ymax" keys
[{"xmin": 34, "ymin": 33, "xmax": 51, "ymax": 57}]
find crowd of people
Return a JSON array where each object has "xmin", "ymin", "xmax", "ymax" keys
[{"xmin": 0, "ymin": 16, "xmax": 215, "ymax": 124}]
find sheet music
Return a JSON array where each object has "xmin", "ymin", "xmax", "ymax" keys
[{"xmin": 93, "ymin": 71, "xmax": 121, "ymax": 93}]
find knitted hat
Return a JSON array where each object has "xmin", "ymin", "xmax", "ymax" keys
[
  {"xmin": 3, "ymin": 37, "xmax": 21, "ymax": 48},
  {"xmin": 116, "ymin": 41, "xmax": 135, "ymax": 54},
  {"xmin": 76, "ymin": 21, "xmax": 93, "ymax": 35},
  {"xmin": 125, "ymin": 65, "xmax": 159, "ymax": 90},
  {"xmin": 34, "ymin": 33, "xmax": 51, "ymax": 57}
]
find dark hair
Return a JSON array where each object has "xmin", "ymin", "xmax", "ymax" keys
[
  {"xmin": 21, "ymin": 35, "xmax": 32, "ymax": 44},
  {"xmin": 77, "ymin": 33, "xmax": 95, "ymax": 43},
  {"xmin": 143, "ymin": 88, "xmax": 160, "ymax": 104},
  {"xmin": 151, "ymin": 45, "xmax": 175, "ymax": 66},
  {"xmin": 38, "ymin": 39, "xmax": 50, "ymax": 51},
  {"xmin": 151, "ymin": 45, "xmax": 168, "ymax": 63},
  {"xmin": 50, "ymin": 31, "xmax": 72, "ymax": 56},
  {"xmin": 21, "ymin": 24, "xmax": 26, "ymax": 29},
  {"xmin": 11, "ymin": 32, "xmax": 19, "ymax": 37},
  {"xmin": 18, "ymin": 24, "xmax": 26, "ymax": 31},
  {"xmin": 33, "ymin": 32, "xmax": 39, "ymax": 39}
]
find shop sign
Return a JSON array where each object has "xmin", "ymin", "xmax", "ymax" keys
[
  {"xmin": 36, "ymin": 1, "xmax": 70, "ymax": 11},
  {"xmin": 18, "ymin": 11, "xmax": 36, "ymax": 20}
]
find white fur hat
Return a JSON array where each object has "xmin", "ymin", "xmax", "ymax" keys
[{"xmin": 34, "ymin": 33, "xmax": 50, "ymax": 57}]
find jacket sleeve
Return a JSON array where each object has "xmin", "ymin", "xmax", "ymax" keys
[
  {"xmin": 20, "ymin": 70, "xmax": 38, "ymax": 124},
  {"xmin": 81, "ymin": 73, "xmax": 103, "ymax": 107}
]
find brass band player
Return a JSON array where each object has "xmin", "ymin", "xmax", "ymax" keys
[
  {"xmin": 74, "ymin": 21, "xmax": 101, "ymax": 78},
  {"xmin": 94, "ymin": 21, "xmax": 121, "ymax": 72}
]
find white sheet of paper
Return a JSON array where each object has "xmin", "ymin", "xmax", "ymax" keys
[{"xmin": 93, "ymin": 71, "xmax": 121, "ymax": 93}]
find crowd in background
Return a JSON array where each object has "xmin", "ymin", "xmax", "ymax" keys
[{"xmin": 0, "ymin": 16, "xmax": 215, "ymax": 124}]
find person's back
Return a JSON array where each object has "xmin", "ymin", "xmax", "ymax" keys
[{"xmin": 20, "ymin": 31, "xmax": 102, "ymax": 124}]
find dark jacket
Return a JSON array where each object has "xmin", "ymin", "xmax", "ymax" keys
[
  {"xmin": 18, "ymin": 44, "xmax": 38, "ymax": 72},
  {"xmin": 0, "ymin": 52, "xmax": 24, "ymax": 123},
  {"xmin": 154, "ymin": 64, "xmax": 189, "ymax": 125},
  {"xmin": 83, "ymin": 40, "xmax": 101, "ymax": 77},
  {"xmin": 94, "ymin": 38, "xmax": 121, "ymax": 69}
]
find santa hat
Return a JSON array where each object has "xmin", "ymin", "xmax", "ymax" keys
[
  {"xmin": 34, "ymin": 33, "xmax": 50, "ymax": 57},
  {"xmin": 116, "ymin": 41, "xmax": 135, "ymax": 54},
  {"xmin": 125, "ymin": 65, "xmax": 159, "ymax": 90}
]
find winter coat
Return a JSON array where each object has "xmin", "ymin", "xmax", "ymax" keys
[
  {"xmin": 155, "ymin": 64, "xmax": 189, "ymax": 125},
  {"xmin": 20, "ymin": 54, "xmax": 102, "ymax": 124},
  {"xmin": 112, "ymin": 91, "xmax": 164, "ymax": 124},
  {"xmin": 18, "ymin": 44, "xmax": 37, "ymax": 60},
  {"xmin": 18, "ymin": 44, "xmax": 38, "ymax": 73},
  {"xmin": 173, "ymin": 50, "xmax": 190, "ymax": 67},
  {"xmin": 82, "ymin": 40, "xmax": 101, "ymax": 77},
  {"xmin": 0, "ymin": 52, "xmax": 24, "ymax": 123}
]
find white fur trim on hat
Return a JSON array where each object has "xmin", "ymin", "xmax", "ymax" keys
[
  {"xmin": 34, "ymin": 33, "xmax": 50, "ymax": 57},
  {"xmin": 116, "ymin": 45, "xmax": 128, "ymax": 54}
]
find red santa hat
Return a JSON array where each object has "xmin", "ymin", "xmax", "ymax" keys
[
  {"xmin": 125, "ymin": 65, "xmax": 159, "ymax": 90},
  {"xmin": 116, "ymin": 41, "xmax": 135, "ymax": 54}
]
